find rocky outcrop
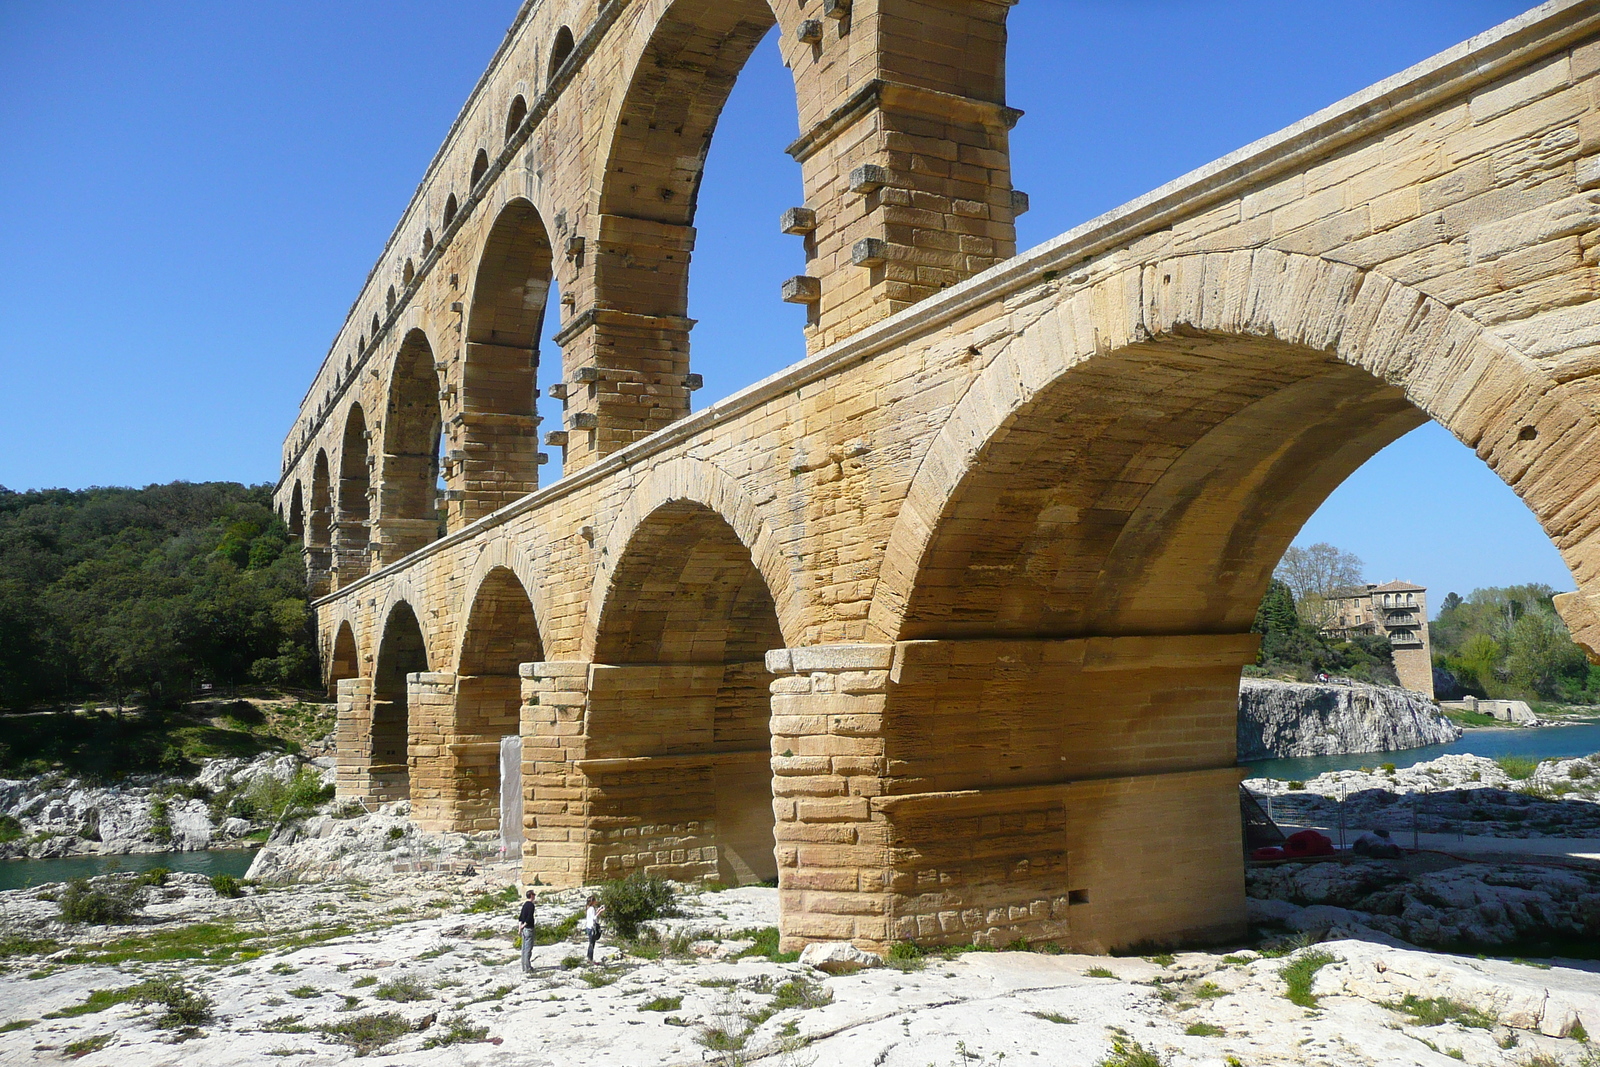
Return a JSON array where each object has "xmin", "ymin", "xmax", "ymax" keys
[
  {"xmin": 1247, "ymin": 856, "xmax": 1600, "ymax": 955},
  {"xmin": 244, "ymin": 801, "xmax": 498, "ymax": 883},
  {"xmin": 1238, "ymin": 678, "xmax": 1460, "ymax": 759},
  {"xmin": 0, "ymin": 751, "xmax": 335, "ymax": 859}
]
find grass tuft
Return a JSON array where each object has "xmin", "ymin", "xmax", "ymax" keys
[{"xmin": 1279, "ymin": 950, "xmax": 1338, "ymax": 1008}]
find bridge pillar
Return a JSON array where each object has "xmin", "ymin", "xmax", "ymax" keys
[
  {"xmin": 407, "ymin": 672, "xmax": 462, "ymax": 831},
  {"xmin": 333, "ymin": 675, "xmax": 374, "ymax": 802},
  {"xmin": 552, "ymin": 217, "xmax": 698, "ymax": 471},
  {"xmin": 302, "ymin": 542, "xmax": 333, "ymax": 599},
  {"xmin": 766, "ymin": 636, "xmax": 1256, "ymax": 954},
  {"xmin": 330, "ymin": 518, "xmax": 368, "ymax": 590},
  {"xmin": 518, "ymin": 660, "xmax": 776, "ymax": 888},
  {"xmin": 456, "ymin": 341, "xmax": 543, "ymax": 521}
]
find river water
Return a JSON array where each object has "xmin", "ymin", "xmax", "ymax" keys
[
  {"xmin": 1243, "ymin": 719, "xmax": 1600, "ymax": 782},
  {"xmin": 0, "ymin": 848, "xmax": 257, "ymax": 892}
]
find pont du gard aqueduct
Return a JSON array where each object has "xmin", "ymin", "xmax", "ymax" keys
[{"xmin": 275, "ymin": 0, "xmax": 1600, "ymax": 954}]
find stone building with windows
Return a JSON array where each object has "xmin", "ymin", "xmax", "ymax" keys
[{"xmin": 1324, "ymin": 581, "xmax": 1434, "ymax": 698}]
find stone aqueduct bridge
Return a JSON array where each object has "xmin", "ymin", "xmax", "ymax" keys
[{"xmin": 277, "ymin": 0, "xmax": 1600, "ymax": 952}]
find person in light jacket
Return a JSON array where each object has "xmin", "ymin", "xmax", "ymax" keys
[{"xmin": 583, "ymin": 894, "xmax": 605, "ymax": 963}]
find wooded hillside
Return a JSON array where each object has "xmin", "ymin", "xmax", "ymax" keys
[{"xmin": 0, "ymin": 482, "xmax": 315, "ymax": 709}]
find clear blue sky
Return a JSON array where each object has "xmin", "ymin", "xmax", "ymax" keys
[{"xmin": 0, "ymin": 1, "xmax": 1570, "ymax": 608}]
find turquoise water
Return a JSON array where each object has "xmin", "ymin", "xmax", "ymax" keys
[
  {"xmin": 0, "ymin": 848, "xmax": 256, "ymax": 891},
  {"xmin": 1243, "ymin": 719, "xmax": 1600, "ymax": 783}
]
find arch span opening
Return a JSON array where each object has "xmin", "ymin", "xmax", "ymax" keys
[
  {"xmin": 328, "ymin": 620, "xmax": 360, "ymax": 698},
  {"xmin": 375, "ymin": 329, "xmax": 444, "ymax": 563},
  {"xmin": 462, "ymin": 198, "xmax": 554, "ymax": 515},
  {"xmin": 306, "ymin": 451, "xmax": 333, "ymax": 598},
  {"xmin": 585, "ymin": 501, "xmax": 784, "ymax": 885},
  {"xmin": 447, "ymin": 567, "xmax": 545, "ymax": 836},
  {"xmin": 867, "ymin": 288, "xmax": 1596, "ymax": 952},
  {"xmin": 372, "ymin": 602, "xmax": 428, "ymax": 802},
  {"xmin": 334, "ymin": 404, "xmax": 370, "ymax": 589}
]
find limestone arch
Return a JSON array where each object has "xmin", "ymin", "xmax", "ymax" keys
[
  {"xmin": 327, "ymin": 619, "xmax": 360, "ymax": 696},
  {"xmin": 458, "ymin": 198, "xmax": 553, "ymax": 521},
  {"xmin": 869, "ymin": 248, "xmax": 1600, "ymax": 645},
  {"xmin": 334, "ymin": 404, "xmax": 371, "ymax": 589},
  {"xmin": 454, "ymin": 536, "xmax": 552, "ymax": 671},
  {"xmin": 306, "ymin": 450, "xmax": 333, "ymax": 598},
  {"xmin": 582, "ymin": 464, "xmax": 788, "ymax": 884},
  {"xmin": 287, "ymin": 480, "xmax": 304, "ymax": 540},
  {"xmin": 582, "ymin": 457, "xmax": 800, "ymax": 659},
  {"xmin": 375, "ymin": 328, "xmax": 444, "ymax": 562},
  {"xmin": 505, "ymin": 94, "xmax": 528, "ymax": 143},
  {"xmin": 370, "ymin": 598, "xmax": 431, "ymax": 802}
]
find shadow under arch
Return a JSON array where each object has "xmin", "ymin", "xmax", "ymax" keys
[
  {"xmin": 580, "ymin": 495, "xmax": 786, "ymax": 885},
  {"xmin": 853, "ymin": 249, "xmax": 1600, "ymax": 953},
  {"xmin": 430, "ymin": 565, "xmax": 546, "ymax": 834},
  {"xmin": 371, "ymin": 600, "xmax": 430, "ymax": 802},
  {"xmin": 334, "ymin": 404, "xmax": 370, "ymax": 589},
  {"xmin": 375, "ymin": 329, "xmax": 444, "ymax": 565},
  {"xmin": 307, "ymin": 450, "xmax": 333, "ymax": 598},
  {"xmin": 327, "ymin": 619, "xmax": 360, "ymax": 698},
  {"xmin": 460, "ymin": 198, "xmax": 552, "ymax": 522},
  {"xmin": 871, "ymin": 250, "xmax": 1600, "ymax": 643}
]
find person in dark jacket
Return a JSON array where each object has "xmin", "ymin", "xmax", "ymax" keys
[{"xmin": 518, "ymin": 889, "xmax": 538, "ymax": 973}]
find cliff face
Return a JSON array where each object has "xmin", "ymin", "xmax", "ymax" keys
[{"xmin": 1238, "ymin": 678, "xmax": 1462, "ymax": 760}]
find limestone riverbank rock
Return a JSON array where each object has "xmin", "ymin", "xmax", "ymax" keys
[
  {"xmin": 0, "ymin": 750, "xmax": 335, "ymax": 859},
  {"xmin": 1238, "ymin": 677, "xmax": 1461, "ymax": 759}
]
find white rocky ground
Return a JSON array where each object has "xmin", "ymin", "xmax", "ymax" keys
[
  {"xmin": 4, "ymin": 863, "xmax": 1600, "ymax": 1067},
  {"xmin": 1246, "ymin": 754, "xmax": 1600, "ymax": 838}
]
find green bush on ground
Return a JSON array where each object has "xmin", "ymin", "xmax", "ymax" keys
[
  {"xmin": 57, "ymin": 877, "xmax": 144, "ymax": 925},
  {"xmin": 599, "ymin": 872, "xmax": 679, "ymax": 940}
]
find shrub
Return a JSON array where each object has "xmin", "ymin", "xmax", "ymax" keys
[
  {"xmin": 210, "ymin": 874, "xmax": 245, "ymax": 898},
  {"xmin": 134, "ymin": 976, "xmax": 213, "ymax": 1029},
  {"xmin": 0, "ymin": 815, "xmax": 23, "ymax": 843},
  {"xmin": 57, "ymin": 877, "xmax": 144, "ymax": 925},
  {"xmin": 319, "ymin": 1012, "xmax": 412, "ymax": 1054},
  {"xmin": 136, "ymin": 867, "xmax": 170, "ymax": 887},
  {"xmin": 1185, "ymin": 1022, "xmax": 1225, "ymax": 1036},
  {"xmin": 599, "ymin": 872, "xmax": 678, "ymax": 940},
  {"xmin": 731, "ymin": 926, "xmax": 799, "ymax": 964}
]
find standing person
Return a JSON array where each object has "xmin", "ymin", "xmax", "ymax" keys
[
  {"xmin": 583, "ymin": 894, "xmax": 605, "ymax": 964},
  {"xmin": 517, "ymin": 889, "xmax": 538, "ymax": 973}
]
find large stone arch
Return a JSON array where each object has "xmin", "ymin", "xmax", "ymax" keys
[
  {"xmin": 306, "ymin": 450, "xmax": 334, "ymax": 598},
  {"xmin": 815, "ymin": 248, "xmax": 1600, "ymax": 953},
  {"xmin": 333, "ymin": 403, "xmax": 371, "ymax": 590},
  {"xmin": 328, "ymin": 619, "xmax": 361, "ymax": 695},
  {"xmin": 554, "ymin": 460, "xmax": 788, "ymax": 885},
  {"xmin": 460, "ymin": 198, "xmax": 553, "ymax": 523},
  {"xmin": 373, "ymin": 328, "xmax": 444, "ymax": 565},
  {"xmin": 426, "ymin": 563, "xmax": 548, "ymax": 834},
  {"xmin": 368, "ymin": 598, "xmax": 432, "ymax": 803},
  {"xmin": 583, "ymin": 457, "xmax": 800, "ymax": 659},
  {"xmin": 454, "ymin": 536, "xmax": 552, "ymax": 670},
  {"xmin": 871, "ymin": 248, "xmax": 1600, "ymax": 643}
]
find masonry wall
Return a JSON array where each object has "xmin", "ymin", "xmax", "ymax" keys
[{"xmin": 298, "ymin": 4, "xmax": 1600, "ymax": 952}]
